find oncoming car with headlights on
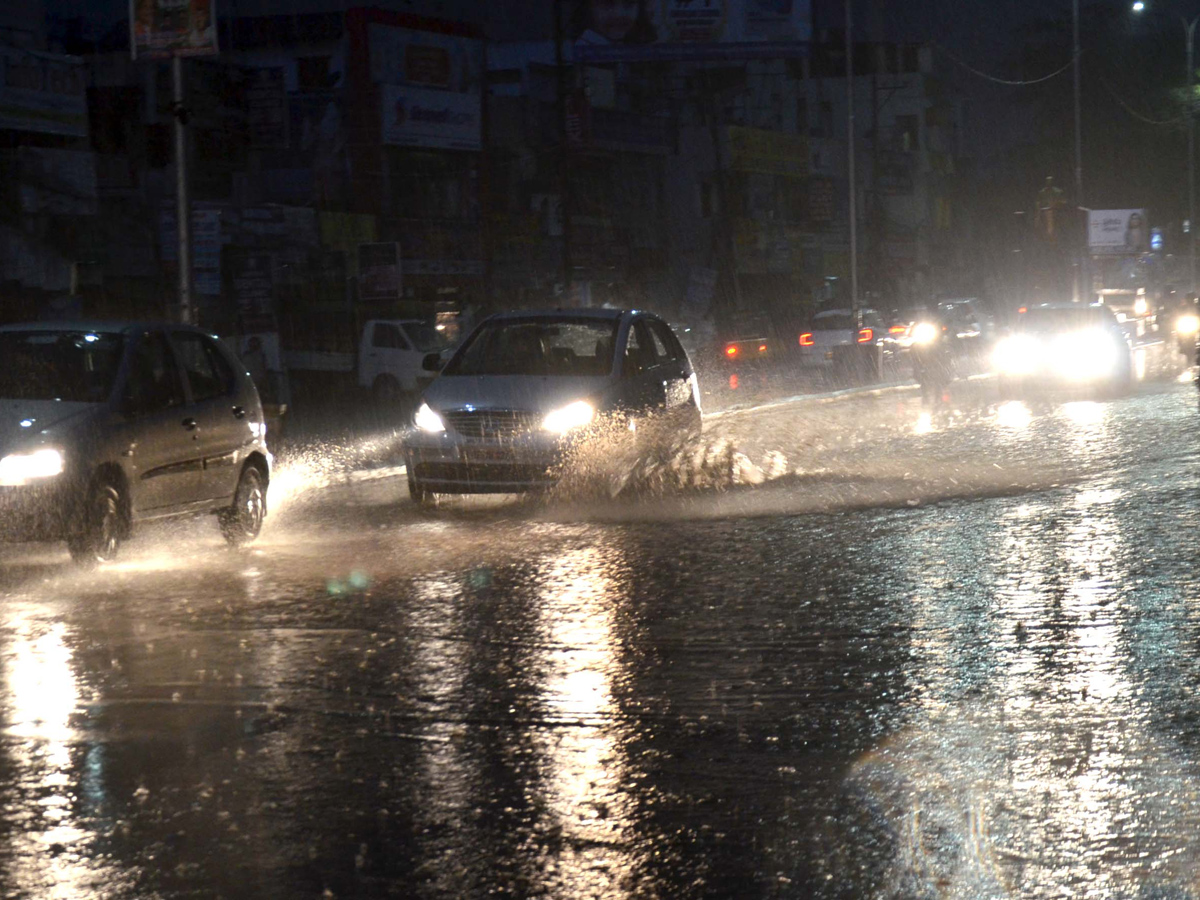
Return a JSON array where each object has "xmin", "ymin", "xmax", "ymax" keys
[
  {"xmin": 993, "ymin": 303, "xmax": 1133, "ymax": 397},
  {"xmin": 0, "ymin": 322, "xmax": 270, "ymax": 565},
  {"xmin": 403, "ymin": 309, "xmax": 702, "ymax": 502}
]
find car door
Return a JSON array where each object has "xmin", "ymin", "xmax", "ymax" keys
[
  {"xmin": 115, "ymin": 329, "xmax": 205, "ymax": 513},
  {"xmin": 619, "ymin": 319, "xmax": 667, "ymax": 415},
  {"xmin": 170, "ymin": 330, "xmax": 245, "ymax": 504},
  {"xmin": 645, "ymin": 318, "xmax": 694, "ymax": 413}
]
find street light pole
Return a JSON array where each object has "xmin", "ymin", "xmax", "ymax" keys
[{"xmin": 845, "ymin": 0, "xmax": 859, "ymax": 328}]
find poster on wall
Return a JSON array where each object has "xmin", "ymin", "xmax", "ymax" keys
[{"xmin": 130, "ymin": 0, "xmax": 219, "ymax": 59}]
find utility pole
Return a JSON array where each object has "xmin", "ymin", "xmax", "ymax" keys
[
  {"xmin": 173, "ymin": 54, "xmax": 193, "ymax": 325},
  {"xmin": 1073, "ymin": 0, "xmax": 1085, "ymax": 303},
  {"xmin": 553, "ymin": 0, "xmax": 574, "ymax": 303},
  {"xmin": 1187, "ymin": 17, "xmax": 1196, "ymax": 296},
  {"xmin": 845, "ymin": 0, "xmax": 859, "ymax": 327}
]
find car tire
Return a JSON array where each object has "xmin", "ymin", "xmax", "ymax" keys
[
  {"xmin": 373, "ymin": 375, "xmax": 401, "ymax": 405},
  {"xmin": 67, "ymin": 481, "xmax": 123, "ymax": 567},
  {"xmin": 407, "ymin": 469, "xmax": 433, "ymax": 507},
  {"xmin": 220, "ymin": 465, "xmax": 266, "ymax": 547}
]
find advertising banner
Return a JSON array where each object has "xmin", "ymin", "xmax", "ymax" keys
[
  {"xmin": 728, "ymin": 125, "xmax": 808, "ymax": 177},
  {"xmin": 1089, "ymin": 209, "xmax": 1149, "ymax": 255},
  {"xmin": 367, "ymin": 23, "xmax": 482, "ymax": 92},
  {"xmin": 358, "ymin": 242, "xmax": 401, "ymax": 300},
  {"xmin": 0, "ymin": 48, "xmax": 87, "ymax": 138},
  {"xmin": 381, "ymin": 84, "xmax": 481, "ymax": 151},
  {"xmin": 130, "ymin": 0, "xmax": 219, "ymax": 59}
]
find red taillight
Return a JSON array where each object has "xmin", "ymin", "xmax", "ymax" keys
[
  {"xmin": 725, "ymin": 344, "xmax": 739, "ymax": 358},
  {"xmin": 857, "ymin": 327, "xmax": 874, "ymax": 343},
  {"xmin": 758, "ymin": 343, "xmax": 768, "ymax": 353},
  {"xmin": 889, "ymin": 325, "xmax": 907, "ymax": 335},
  {"xmin": 1018, "ymin": 306, "xmax": 1027, "ymax": 314},
  {"xmin": 729, "ymin": 373, "xmax": 739, "ymax": 390},
  {"xmin": 799, "ymin": 332, "xmax": 814, "ymax": 347}
]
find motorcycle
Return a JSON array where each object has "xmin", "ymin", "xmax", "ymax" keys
[{"xmin": 910, "ymin": 320, "xmax": 955, "ymax": 405}]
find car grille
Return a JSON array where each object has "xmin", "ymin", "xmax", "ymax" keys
[
  {"xmin": 443, "ymin": 409, "xmax": 538, "ymax": 439},
  {"xmin": 414, "ymin": 462, "xmax": 557, "ymax": 486}
]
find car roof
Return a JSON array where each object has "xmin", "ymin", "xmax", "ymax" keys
[
  {"xmin": 0, "ymin": 320, "xmax": 218, "ymax": 336},
  {"xmin": 814, "ymin": 308, "xmax": 879, "ymax": 317},
  {"xmin": 486, "ymin": 307, "xmax": 633, "ymax": 322}
]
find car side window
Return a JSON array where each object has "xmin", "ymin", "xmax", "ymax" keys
[
  {"xmin": 123, "ymin": 331, "xmax": 184, "ymax": 415},
  {"xmin": 623, "ymin": 322, "xmax": 657, "ymax": 376},
  {"xmin": 648, "ymin": 320, "xmax": 686, "ymax": 365},
  {"xmin": 172, "ymin": 331, "xmax": 235, "ymax": 403},
  {"xmin": 373, "ymin": 324, "xmax": 407, "ymax": 350}
]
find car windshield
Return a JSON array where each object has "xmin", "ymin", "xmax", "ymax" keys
[
  {"xmin": 1020, "ymin": 308, "xmax": 1109, "ymax": 333},
  {"xmin": 0, "ymin": 330, "xmax": 125, "ymax": 403},
  {"xmin": 445, "ymin": 318, "xmax": 618, "ymax": 377},
  {"xmin": 402, "ymin": 322, "xmax": 446, "ymax": 353}
]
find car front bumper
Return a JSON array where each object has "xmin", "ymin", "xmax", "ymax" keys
[{"xmin": 404, "ymin": 431, "xmax": 563, "ymax": 494}]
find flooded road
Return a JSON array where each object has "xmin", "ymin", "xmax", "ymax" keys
[{"xmin": 1, "ymin": 377, "xmax": 1199, "ymax": 898}]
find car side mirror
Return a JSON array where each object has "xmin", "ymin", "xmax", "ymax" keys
[{"xmin": 422, "ymin": 352, "xmax": 444, "ymax": 372}]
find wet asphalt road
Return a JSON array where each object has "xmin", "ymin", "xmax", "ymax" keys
[{"xmin": 2, "ymin": 373, "xmax": 1200, "ymax": 898}]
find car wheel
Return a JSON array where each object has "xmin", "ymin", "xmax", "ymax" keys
[
  {"xmin": 67, "ymin": 481, "xmax": 123, "ymax": 567},
  {"xmin": 407, "ymin": 468, "xmax": 433, "ymax": 507},
  {"xmin": 373, "ymin": 375, "xmax": 401, "ymax": 405},
  {"xmin": 220, "ymin": 465, "xmax": 266, "ymax": 547}
]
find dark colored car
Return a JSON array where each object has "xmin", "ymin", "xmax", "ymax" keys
[
  {"xmin": 993, "ymin": 304, "xmax": 1133, "ymax": 395},
  {"xmin": 0, "ymin": 322, "xmax": 271, "ymax": 564}
]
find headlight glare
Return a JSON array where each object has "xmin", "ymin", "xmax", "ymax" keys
[
  {"xmin": 414, "ymin": 402, "xmax": 445, "ymax": 433},
  {"xmin": 542, "ymin": 400, "xmax": 595, "ymax": 434},
  {"xmin": 994, "ymin": 335, "xmax": 1039, "ymax": 376},
  {"xmin": 1178, "ymin": 314, "xmax": 1200, "ymax": 335},
  {"xmin": 0, "ymin": 448, "xmax": 64, "ymax": 486},
  {"xmin": 911, "ymin": 322, "xmax": 938, "ymax": 345}
]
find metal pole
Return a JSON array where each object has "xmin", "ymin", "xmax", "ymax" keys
[
  {"xmin": 173, "ymin": 53, "xmax": 193, "ymax": 325},
  {"xmin": 1187, "ymin": 18, "xmax": 1196, "ymax": 297},
  {"xmin": 553, "ymin": 0, "xmax": 573, "ymax": 303},
  {"xmin": 845, "ymin": 0, "xmax": 858, "ymax": 327},
  {"xmin": 1073, "ymin": 0, "xmax": 1084, "ymax": 302}
]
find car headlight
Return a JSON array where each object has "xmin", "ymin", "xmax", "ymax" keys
[
  {"xmin": 414, "ymin": 402, "xmax": 445, "ymax": 434},
  {"xmin": 993, "ymin": 335, "xmax": 1039, "ymax": 375},
  {"xmin": 1178, "ymin": 313, "xmax": 1200, "ymax": 335},
  {"xmin": 1053, "ymin": 330, "xmax": 1120, "ymax": 380},
  {"xmin": 0, "ymin": 448, "xmax": 64, "ymax": 486},
  {"xmin": 911, "ymin": 322, "xmax": 938, "ymax": 345},
  {"xmin": 542, "ymin": 400, "xmax": 595, "ymax": 434},
  {"xmin": 1134, "ymin": 296, "xmax": 1149, "ymax": 317}
]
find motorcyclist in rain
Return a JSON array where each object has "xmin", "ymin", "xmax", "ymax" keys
[{"xmin": 909, "ymin": 308, "xmax": 956, "ymax": 405}]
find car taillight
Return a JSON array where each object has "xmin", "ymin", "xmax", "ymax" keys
[
  {"xmin": 729, "ymin": 373, "xmax": 739, "ymax": 390},
  {"xmin": 758, "ymin": 343, "xmax": 768, "ymax": 353},
  {"xmin": 725, "ymin": 344, "xmax": 739, "ymax": 358},
  {"xmin": 799, "ymin": 333, "xmax": 814, "ymax": 347},
  {"xmin": 857, "ymin": 327, "xmax": 874, "ymax": 343},
  {"xmin": 889, "ymin": 325, "xmax": 907, "ymax": 335},
  {"xmin": 1018, "ymin": 306, "xmax": 1027, "ymax": 314}
]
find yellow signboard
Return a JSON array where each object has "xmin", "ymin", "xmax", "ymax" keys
[{"xmin": 727, "ymin": 126, "xmax": 808, "ymax": 178}]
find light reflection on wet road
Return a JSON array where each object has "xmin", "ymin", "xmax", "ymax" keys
[{"xmin": 1, "ymin": 379, "xmax": 1199, "ymax": 897}]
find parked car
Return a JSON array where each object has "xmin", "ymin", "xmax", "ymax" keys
[
  {"xmin": 993, "ymin": 303, "xmax": 1133, "ymax": 396},
  {"xmin": 358, "ymin": 318, "xmax": 448, "ymax": 402},
  {"xmin": 0, "ymin": 322, "xmax": 271, "ymax": 565},
  {"xmin": 404, "ymin": 309, "xmax": 702, "ymax": 501}
]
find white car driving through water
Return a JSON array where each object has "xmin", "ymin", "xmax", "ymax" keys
[{"xmin": 404, "ymin": 309, "xmax": 702, "ymax": 502}]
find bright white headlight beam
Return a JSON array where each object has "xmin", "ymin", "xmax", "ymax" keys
[{"xmin": 542, "ymin": 400, "xmax": 595, "ymax": 434}]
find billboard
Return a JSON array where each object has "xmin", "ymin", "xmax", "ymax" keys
[
  {"xmin": 0, "ymin": 48, "xmax": 87, "ymax": 138},
  {"xmin": 131, "ymin": 0, "xmax": 218, "ymax": 59},
  {"xmin": 1089, "ymin": 209, "xmax": 1149, "ymax": 255},
  {"xmin": 381, "ymin": 84, "xmax": 481, "ymax": 151},
  {"xmin": 571, "ymin": 0, "xmax": 810, "ymax": 48}
]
